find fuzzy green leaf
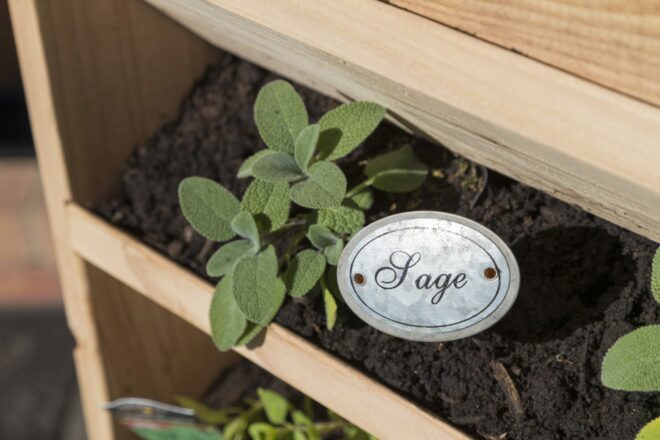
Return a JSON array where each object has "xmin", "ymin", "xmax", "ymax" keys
[
  {"xmin": 251, "ymin": 151, "xmax": 303, "ymax": 183},
  {"xmin": 236, "ymin": 322, "xmax": 264, "ymax": 347},
  {"xmin": 307, "ymin": 225, "xmax": 339, "ymax": 249},
  {"xmin": 254, "ymin": 80, "xmax": 308, "ymax": 153},
  {"xmin": 601, "ymin": 325, "xmax": 660, "ymax": 391},
  {"xmin": 284, "ymin": 250, "xmax": 326, "ymax": 297},
  {"xmin": 317, "ymin": 205, "xmax": 365, "ymax": 235},
  {"xmin": 636, "ymin": 416, "xmax": 660, "ymax": 440},
  {"xmin": 206, "ymin": 239, "xmax": 257, "ymax": 277},
  {"xmin": 231, "ymin": 211, "xmax": 260, "ymax": 245},
  {"xmin": 317, "ymin": 102, "xmax": 385, "ymax": 160},
  {"xmin": 233, "ymin": 246, "xmax": 285, "ymax": 326},
  {"xmin": 365, "ymin": 145, "xmax": 428, "ymax": 192},
  {"xmin": 323, "ymin": 285, "xmax": 338, "ymax": 330},
  {"xmin": 290, "ymin": 161, "xmax": 346, "ymax": 209},
  {"xmin": 295, "ymin": 124, "xmax": 320, "ymax": 173},
  {"xmin": 241, "ymin": 180, "xmax": 290, "ymax": 233},
  {"xmin": 178, "ymin": 177, "xmax": 240, "ymax": 241},
  {"xmin": 323, "ymin": 240, "xmax": 344, "ymax": 266},
  {"xmin": 652, "ymin": 248, "xmax": 660, "ymax": 303},
  {"xmin": 248, "ymin": 423, "xmax": 277, "ymax": 440},
  {"xmin": 347, "ymin": 189, "xmax": 374, "ymax": 210},
  {"xmin": 238, "ymin": 150, "xmax": 279, "ymax": 178},
  {"xmin": 210, "ymin": 275, "xmax": 247, "ymax": 352},
  {"xmin": 257, "ymin": 388, "xmax": 289, "ymax": 424}
]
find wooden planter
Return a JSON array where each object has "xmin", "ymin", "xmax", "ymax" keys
[{"xmin": 8, "ymin": 1, "xmax": 660, "ymax": 439}]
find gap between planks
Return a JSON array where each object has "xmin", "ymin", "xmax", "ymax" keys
[{"xmin": 65, "ymin": 203, "xmax": 471, "ymax": 440}]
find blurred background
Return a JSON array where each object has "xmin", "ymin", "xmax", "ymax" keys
[{"xmin": 0, "ymin": 2, "xmax": 86, "ymax": 438}]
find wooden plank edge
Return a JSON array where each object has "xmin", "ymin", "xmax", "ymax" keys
[
  {"xmin": 142, "ymin": 0, "xmax": 660, "ymax": 243},
  {"xmin": 66, "ymin": 203, "xmax": 471, "ymax": 440}
]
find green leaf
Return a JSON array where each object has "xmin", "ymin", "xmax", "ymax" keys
[
  {"xmin": 636, "ymin": 416, "xmax": 660, "ymax": 440},
  {"xmin": 284, "ymin": 250, "xmax": 326, "ymax": 297},
  {"xmin": 236, "ymin": 322, "xmax": 264, "ymax": 347},
  {"xmin": 293, "ymin": 431, "xmax": 307, "ymax": 440},
  {"xmin": 210, "ymin": 275, "xmax": 247, "ymax": 351},
  {"xmin": 294, "ymin": 124, "xmax": 320, "ymax": 172},
  {"xmin": 652, "ymin": 247, "xmax": 660, "ymax": 303},
  {"xmin": 233, "ymin": 246, "xmax": 285, "ymax": 326},
  {"xmin": 251, "ymin": 151, "xmax": 304, "ymax": 183},
  {"xmin": 178, "ymin": 177, "xmax": 240, "ymax": 241},
  {"xmin": 323, "ymin": 286, "xmax": 338, "ymax": 330},
  {"xmin": 257, "ymin": 388, "xmax": 289, "ymax": 424},
  {"xmin": 224, "ymin": 418, "xmax": 248, "ymax": 440},
  {"xmin": 241, "ymin": 180, "xmax": 290, "ymax": 233},
  {"xmin": 347, "ymin": 189, "xmax": 374, "ymax": 210},
  {"xmin": 248, "ymin": 423, "xmax": 277, "ymax": 440},
  {"xmin": 324, "ymin": 240, "xmax": 344, "ymax": 266},
  {"xmin": 176, "ymin": 396, "xmax": 232, "ymax": 425},
  {"xmin": 317, "ymin": 102, "xmax": 385, "ymax": 160},
  {"xmin": 307, "ymin": 225, "xmax": 339, "ymax": 249},
  {"xmin": 601, "ymin": 325, "xmax": 660, "ymax": 391},
  {"xmin": 254, "ymin": 80, "xmax": 308, "ymax": 153},
  {"xmin": 291, "ymin": 411, "xmax": 318, "ymax": 440},
  {"xmin": 317, "ymin": 205, "xmax": 365, "ymax": 235},
  {"xmin": 206, "ymin": 239, "xmax": 257, "ymax": 277},
  {"xmin": 238, "ymin": 150, "xmax": 279, "ymax": 179},
  {"xmin": 231, "ymin": 211, "xmax": 260, "ymax": 245},
  {"xmin": 290, "ymin": 161, "xmax": 346, "ymax": 209},
  {"xmin": 365, "ymin": 145, "xmax": 428, "ymax": 192}
]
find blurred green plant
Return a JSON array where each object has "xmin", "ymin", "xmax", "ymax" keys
[{"xmin": 178, "ymin": 79, "xmax": 428, "ymax": 351}]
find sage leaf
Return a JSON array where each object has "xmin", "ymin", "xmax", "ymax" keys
[
  {"xmin": 231, "ymin": 211, "xmax": 259, "ymax": 245},
  {"xmin": 236, "ymin": 322, "xmax": 264, "ymax": 347},
  {"xmin": 224, "ymin": 418, "xmax": 247, "ymax": 440},
  {"xmin": 652, "ymin": 247, "xmax": 659, "ymax": 303},
  {"xmin": 237, "ymin": 150, "xmax": 279, "ymax": 178},
  {"xmin": 323, "ymin": 240, "xmax": 344, "ymax": 266},
  {"xmin": 290, "ymin": 161, "xmax": 346, "ymax": 209},
  {"xmin": 601, "ymin": 325, "xmax": 660, "ymax": 391},
  {"xmin": 294, "ymin": 124, "xmax": 320, "ymax": 172},
  {"xmin": 241, "ymin": 179, "xmax": 290, "ymax": 233},
  {"xmin": 254, "ymin": 80, "xmax": 308, "ymax": 153},
  {"xmin": 317, "ymin": 102, "xmax": 385, "ymax": 160},
  {"xmin": 252, "ymin": 151, "xmax": 304, "ymax": 183},
  {"xmin": 206, "ymin": 239, "xmax": 256, "ymax": 277},
  {"xmin": 307, "ymin": 225, "xmax": 340, "ymax": 249},
  {"xmin": 178, "ymin": 177, "xmax": 240, "ymax": 241},
  {"xmin": 248, "ymin": 422, "xmax": 277, "ymax": 440},
  {"xmin": 257, "ymin": 388, "xmax": 289, "ymax": 424},
  {"xmin": 210, "ymin": 275, "xmax": 247, "ymax": 351},
  {"xmin": 317, "ymin": 205, "xmax": 365, "ymax": 235},
  {"xmin": 284, "ymin": 250, "xmax": 326, "ymax": 297},
  {"xmin": 347, "ymin": 189, "xmax": 374, "ymax": 210},
  {"xmin": 323, "ymin": 285, "xmax": 338, "ymax": 330},
  {"xmin": 233, "ymin": 246, "xmax": 285, "ymax": 326},
  {"xmin": 636, "ymin": 416, "xmax": 660, "ymax": 440},
  {"xmin": 365, "ymin": 145, "xmax": 428, "ymax": 192}
]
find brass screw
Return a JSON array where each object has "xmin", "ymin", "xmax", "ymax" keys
[
  {"xmin": 484, "ymin": 267, "xmax": 498, "ymax": 280},
  {"xmin": 353, "ymin": 273, "xmax": 366, "ymax": 285}
]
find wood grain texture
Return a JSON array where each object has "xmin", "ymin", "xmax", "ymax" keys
[
  {"xmin": 385, "ymin": 0, "xmax": 660, "ymax": 108},
  {"xmin": 8, "ymin": 0, "xmax": 222, "ymax": 438},
  {"xmin": 67, "ymin": 204, "xmax": 472, "ymax": 440},
  {"xmin": 144, "ymin": 0, "xmax": 660, "ymax": 242}
]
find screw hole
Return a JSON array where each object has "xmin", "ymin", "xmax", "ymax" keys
[
  {"xmin": 484, "ymin": 267, "xmax": 498, "ymax": 280},
  {"xmin": 353, "ymin": 273, "xmax": 366, "ymax": 285}
]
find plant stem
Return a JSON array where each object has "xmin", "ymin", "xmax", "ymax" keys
[
  {"xmin": 279, "ymin": 226, "xmax": 307, "ymax": 269},
  {"xmin": 346, "ymin": 177, "xmax": 375, "ymax": 198}
]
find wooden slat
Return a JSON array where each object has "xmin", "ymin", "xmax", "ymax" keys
[
  {"xmin": 8, "ymin": 0, "xmax": 222, "ymax": 438},
  {"xmin": 385, "ymin": 0, "xmax": 660, "ymax": 108},
  {"xmin": 66, "ymin": 203, "xmax": 471, "ymax": 440},
  {"xmin": 144, "ymin": 0, "xmax": 660, "ymax": 242}
]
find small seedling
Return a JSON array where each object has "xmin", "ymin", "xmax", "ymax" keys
[
  {"xmin": 178, "ymin": 388, "xmax": 376, "ymax": 440},
  {"xmin": 601, "ymin": 248, "xmax": 660, "ymax": 439},
  {"xmin": 178, "ymin": 79, "xmax": 428, "ymax": 351}
]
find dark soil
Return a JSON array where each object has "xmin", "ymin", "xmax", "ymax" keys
[{"xmin": 97, "ymin": 52, "xmax": 660, "ymax": 440}]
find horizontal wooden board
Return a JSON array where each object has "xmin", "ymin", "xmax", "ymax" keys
[
  {"xmin": 385, "ymin": 0, "xmax": 660, "ymax": 108},
  {"xmin": 66, "ymin": 204, "xmax": 471, "ymax": 440},
  {"xmin": 143, "ymin": 0, "xmax": 660, "ymax": 242}
]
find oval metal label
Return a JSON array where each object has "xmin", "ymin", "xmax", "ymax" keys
[{"xmin": 337, "ymin": 211, "xmax": 520, "ymax": 341}]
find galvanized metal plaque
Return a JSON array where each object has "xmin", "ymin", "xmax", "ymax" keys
[{"xmin": 337, "ymin": 211, "xmax": 520, "ymax": 342}]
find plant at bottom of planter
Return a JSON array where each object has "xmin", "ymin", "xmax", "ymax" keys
[
  {"xmin": 178, "ymin": 79, "xmax": 429, "ymax": 352},
  {"xmin": 178, "ymin": 388, "xmax": 376, "ymax": 440},
  {"xmin": 601, "ymin": 247, "xmax": 660, "ymax": 440}
]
